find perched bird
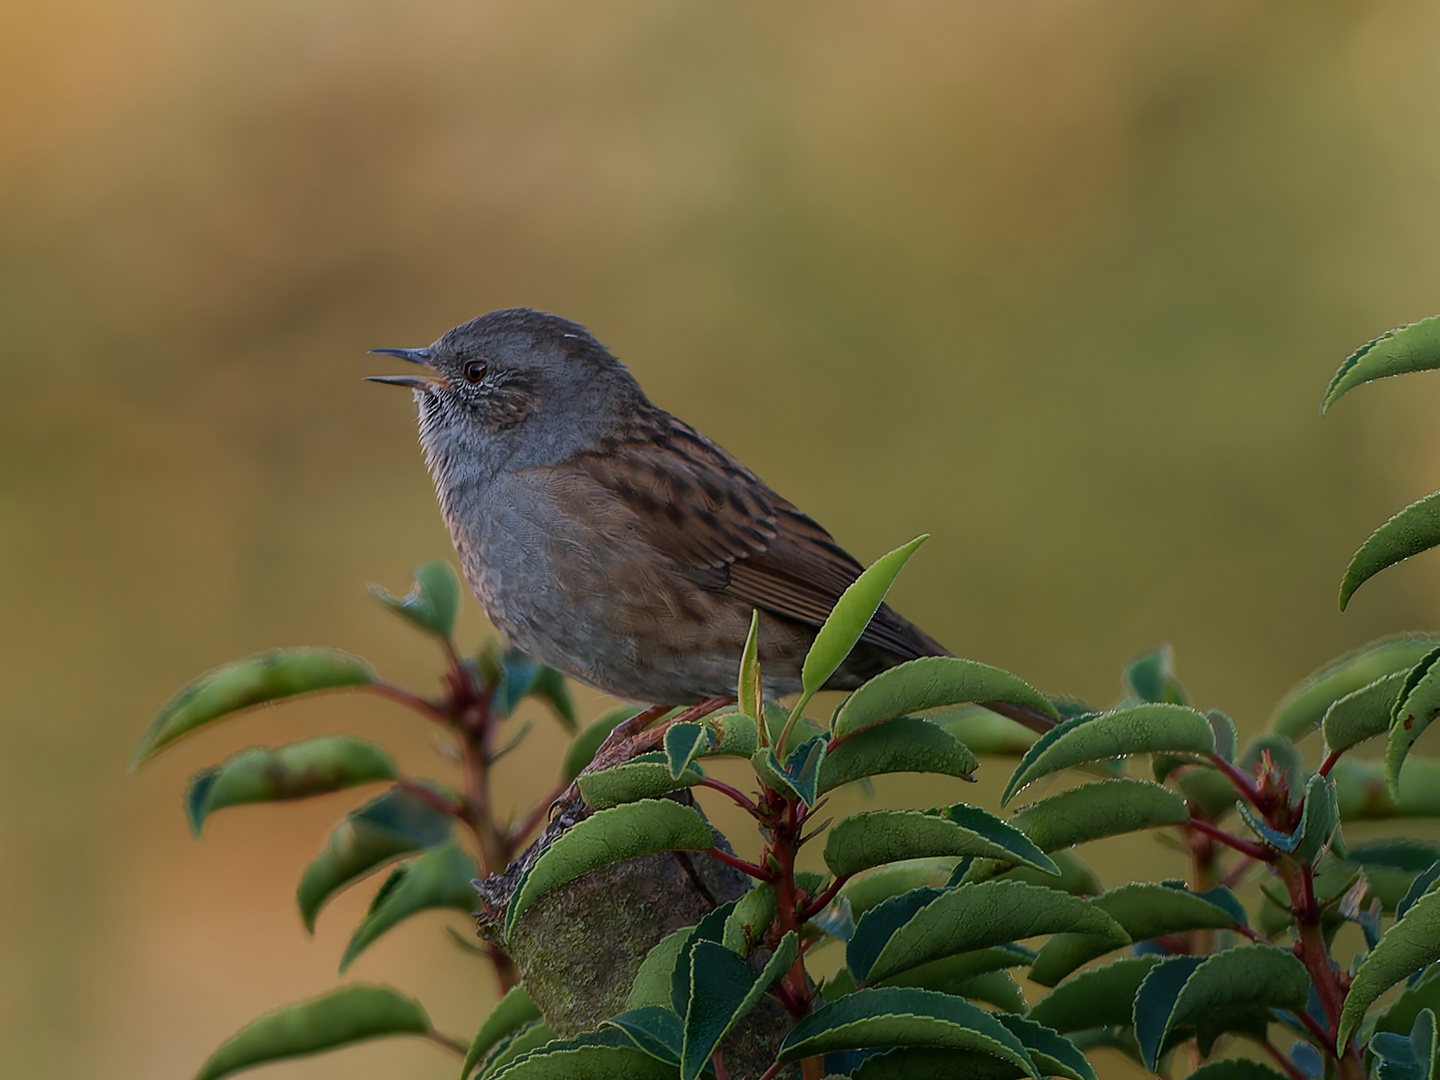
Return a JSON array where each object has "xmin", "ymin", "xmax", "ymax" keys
[{"xmin": 370, "ymin": 308, "xmax": 948, "ymax": 708}]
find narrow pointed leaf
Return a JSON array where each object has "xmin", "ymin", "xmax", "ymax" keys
[
  {"xmin": 1323, "ymin": 315, "xmax": 1440, "ymax": 413},
  {"xmin": 738, "ymin": 610, "xmax": 762, "ymax": 723},
  {"xmin": 505, "ymin": 798, "xmax": 713, "ymax": 937},
  {"xmin": 1324, "ymin": 671, "xmax": 1409, "ymax": 754},
  {"xmin": 1008, "ymin": 779, "xmax": 1189, "ymax": 854},
  {"xmin": 186, "ymin": 736, "xmax": 397, "ymax": 836},
  {"xmin": 1028, "ymin": 955, "xmax": 1164, "ymax": 1032},
  {"xmin": 194, "ymin": 984, "xmax": 430, "ymax": 1080},
  {"xmin": 297, "ymin": 785, "xmax": 455, "ymax": 931},
  {"xmin": 341, "ymin": 841, "xmax": 478, "ymax": 972},
  {"xmin": 820, "ymin": 716, "xmax": 977, "ymax": 793},
  {"xmin": 462, "ymin": 986, "xmax": 542, "ymax": 1080},
  {"xmin": 1133, "ymin": 946, "xmax": 1308, "ymax": 1071},
  {"xmin": 1297, "ymin": 773, "xmax": 1341, "ymax": 865},
  {"xmin": 861, "ymin": 881, "xmax": 1127, "ymax": 986},
  {"xmin": 1340, "ymin": 887, "xmax": 1440, "ymax": 1050},
  {"xmin": 834, "ymin": 655, "xmax": 1058, "ymax": 739},
  {"xmin": 1342, "ymin": 493, "xmax": 1440, "ymax": 610},
  {"xmin": 778, "ymin": 986, "xmax": 1038, "ymax": 1076},
  {"xmin": 1389, "ymin": 647, "xmax": 1440, "ymax": 798},
  {"xmin": 681, "ymin": 932, "xmax": 798, "ymax": 1080},
  {"xmin": 1029, "ymin": 883, "xmax": 1242, "ymax": 986},
  {"xmin": 1002, "ymin": 703, "xmax": 1214, "ymax": 805},
  {"xmin": 825, "ymin": 805, "xmax": 1057, "ymax": 881},
  {"xmin": 1271, "ymin": 635, "xmax": 1440, "ymax": 739},
  {"xmin": 133, "ymin": 649, "xmax": 376, "ymax": 766}
]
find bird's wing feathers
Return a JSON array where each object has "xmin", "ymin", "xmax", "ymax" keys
[{"xmin": 570, "ymin": 410, "xmax": 943, "ymax": 661}]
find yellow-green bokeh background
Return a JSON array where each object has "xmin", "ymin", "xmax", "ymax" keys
[{"xmin": 6, "ymin": 2, "xmax": 1440, "ymax": 1077}]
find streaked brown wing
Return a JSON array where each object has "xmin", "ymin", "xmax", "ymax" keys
[{"xmin": 572, "ymin": 408, "xmax": 943, "ymax": 660}]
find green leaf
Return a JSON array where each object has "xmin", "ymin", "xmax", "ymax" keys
[
  {"xmin": 185, "ymin": 736, "xmax": 397, "ymax": 836},
  {"xmin": 1002, "ymin": 703, "xmax": 1214, "ymax": 806},
  {"xmin": 1323, "ymin": 671, "xmax": 1409, "ymax": 754},
  {"xmin": 462, "ymin": 986, "xmax": 542, "ymax": 1080},
  {"xmin": 603, "ymin": 1007, "xmax": 683, "ymax": 1066},
  {"xmin": 834, "ymin": 655, "xmax": 1058, "ymax": 740},
  {"xmin": 825, "ymin": 805, "xmax": 1057, "ymax": 881},
  {"xmin": 561, "ymin": 707, "xmax": 632, "ymax": 783},
  {"xmin": 777, "ymin": 734, "xmax": 827, "ymax": 808},
  {"xmin": 669, "ymin": 900, "xmax": 739, "ymax": 1018},
  {"xmin": 1183, "ymin": 1063, "xmax": 1289, "ymax": 1080},
  {"xmin": 1124, "ymin": 646, "xmax": 1190, "ymax": 706},
  {"xmin": 486, "ymin": 1031, "xmax": 676, "ymax": 1080},
  {"xmin": 297, "ymin": 785, "xmax": 455, "ymax": 931},
  {"xmin": 1271, "ymin": 634, "xmax": 1440, "ymax": 739},
  {"xmin": 997, "ymin": 1014, "xmax": 1098, "ymax": 1080},
  {"xmin": 369, "ymin": 560, "xmax": 461, "ymax": 641},
  {"xmin": 738, "ymin": 610, "xmax": 762, "ymax": 723},
  {"xmin": 194, "ymin": 984, "xmax": 431, "ymax": 1080},
  {"xmin": 1133, "ymin": 946, "xmax": 1308, "ymax": 1070},
  {"xmin": 1389, "ymin": 647, "xmax": 1440, "ymax": 798},
  {"xmin": 1027, "ymin": 955, "xmax": 1164, "ymax": 1032},
  {"xmin": 858, "ymin": 881, "xmax": 1127, "ymax": 986},
  {"xmin": 875, "ymin": 944, "xmax": 1035, "ymax": 994},
  {"xmin": 627, "ymin": 927, "xmax": 699, "ymax": 1011},
  {"xmin": 133, "ymin": 649, "xmax": 377, "ymax": 766},
  {"xmin": 1343, "ymin": 493, "xmax": 1440, "ymax": 610},
  {"xmin": 723, "ymin": 884, "xmax": 779, "ymax": 956},
  {"xmin": 839, "ymin": 859, "xmax": 962, "ymax": 920},
  {"xmin": 578, "ymin": 754, "xmax": 705, "ymax": 810},
  {"xmin": 994, "ymin": 850, "xmax": 1102, "ymax": 897},
  {"xmin": 1206, "ymin": 710, "xmax": 1239, "ymax": 762},
  {"xmin": 934, "ymin": 705, "xmax": 1039, "ymax": 756},
  {"xmin": 700, "ymin": 712, "xmax": 758, "ymax": 758},
  {"xmin": 1342, "ymin": 840, "xmax": 1440, "ymax": 911},
  {"xmin": 476, "ymin": 1019, "xmax": 555, "ymax": 1079},
  {"xmin": 778, "ymin": 986, "xmax": 1038, "ymax": 1076},
  {"xmin": 1008, "ymin": 779, "xmax": 1190, "ymax": 853},
  {"xmin": 789, "ymin": 535, "xmax": 929, "ymax": 728},
  {"xmin": 950, "ymin": 969, "xmax": 1026, "ymax": 1012},
  {"xmin": 1029, "ymin": 883, "xmax": 1242, "ymax": 986},
  {"xmin": 820, "ymin": 716, "xmax": 977, "ymax": 793},
  {"xmin": 505, "ymin": 798, "xmax": 714, "ymax": 937},
  {"xmin": 1376, "ymin": 967, "xmax": 1440, "ymax": 1039},
  {"xmin": 1340, "ymin": 886, "xmax": 1440, "ymax": 1049},
  {"xmin": 681, "ymin": 932, "xmax": 798, "ymax": 1080},
  {"xmin": 1322, "ymin": 314, "xmax": 1440, "ymax": 414},
  {"xmin": 340, "ymin": 841, "xmax": 477, "ymax": 972},
  {"xmin": 1371, "ymin": 1008, "xmax": 1438, "ymax": 1080},
  {"xmin": 494, "ymin": 649, "xmax": 576, "ymax": 731},
  {"xmin": 1297, "ymin": 772, "xmax": 1341, "ymax": 865},
  {"xmin": 1333, "ymin": 757, "xmax": 1440, "ymax": 820}
]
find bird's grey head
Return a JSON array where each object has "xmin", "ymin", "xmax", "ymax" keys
[{"xmin": 369, "ymin": 307, "xmax": 642, "ymax": 476}]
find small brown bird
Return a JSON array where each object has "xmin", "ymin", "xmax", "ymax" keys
[{"xmin": 370, "ymin": 308, "xmax": 948, "ymax": 708}]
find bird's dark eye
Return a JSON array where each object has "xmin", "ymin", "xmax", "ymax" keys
[{"xmin": 464, "ymin": 360, "xmax": 488, "ymax": 384}]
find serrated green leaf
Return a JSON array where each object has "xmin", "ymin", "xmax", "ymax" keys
[
  {"xmin": 875, "ymin": 944, "xmax": 1035, "ymax": 994},
  {"xmin": 194, "ymin": 984, "xmax": 430, "ymax": 1080},
  {"xmin": 369, "ymin": 561, "xmax": 461, "ymax": 641},
  {"xmin": 669, "ymin": 900, "xmax": 739, "ymax": 1018},
  {"xmin": 297, "ymin": 786, "xmax": 455, "ymax": 931},
  {"xmin": 994, "ymin": 850, "xmax": 1102, "ymax": 897},
  {"xmin": 860, "ymin": 881, "xmax": 1128, "ymax": 986},
  {"xmin": 603, "ymin": 1007, "xmax": 683, "ymax": 1066},
  {"xmin": 790, "ymin": 535, "xmax": 929, "ymax": 728},
  {"xmin": 577, "ymin": 754, "xmax": 705, "ymax": 810},
  {"xmin": 1270, "ymin": 634, "xmax": 1440, "ymax": 739},
  {"xmin": 133, "ymin": 649, "xmax": 377, "ymax": 766},
  {"xmin": 1323, "ymin": 315, "xmax": 1440, "ymax": 413},
  {"xmin": 1009, "ymin": 778, "xmax": 1189, "ymax": 854},
  {"xmin": 933, "ymin": 705, "xmax": 1039, "ymax": 756},
  {"xmin": 664, "ymin": 723, "xmax": 707, "ymax": 781},
  {"xmin": 701, "ymin": 712, "xmax": 758, "ymax": 758},
  {"xmin": 627, "ymin": 926, "xmax": 699, "ymax": 1011},
  {"xmin": 1028, "ymin": 883, "xmax": 1241, "ymax": 986},
  {"xmin": 778, "ymin": 986, "xmax": 1038, "ymax": 1077},
  {"xmin": 847, "ymin": 887, "xmax": 947, "ymax": 986},
  {"xmin": 1377, "ymin": 968, "xmax": 1440, "ymax": 1039},
  {"xmin": 1002, "ymin": 704, "xmax": 1214, "ymax": 806},
  {"xmin": 505, "ymin": 799, "xmax": 714, "ymax": 937},
  {"xmin": 1340, "ymin": 887, "xmax": 1440, "ymax": 1049},
  {"xmin": 1343, "ymin": 493, "xmax": 1440, "ymax": 610},
  {"xmin": 1389, "ymin": 647, "xmax": 1440, "ymax": 798},
  {"xmin": 1133, "ymin": 946, "xmax": 1308, "ymax": 1071},
  {"xmin": 723, "ymin": 884, "xmax": 779, "ymax": 956},
  {"xmin": 951, "ymin": 969, "xmax": 1025, "ymax": 1012},
  {"xmin": 825, "ymin": 805, "xmax": 1057, "ymax": 881},
  {"xmin": 477, "ymin": 1020, "xmax": 556, "ymax": 1079},
  {"xmin": 185, "ymin": 735, "xmax": 397, "ymax": 836},
  {"xmin": 819, "ymin": 716, "xmax": 977, "ymax": 793},
  {"xmin": 487, "ymin": 1030, "xmax": 674, "ymax": 1080},
  {"xmin": 681, "ymin": 932, "xmax": 797, "ymax": 1080},
  {"xmin": 1027, "ymin": 955, "xmax": 1164, "ymax": 1032},
  {"xmin": 1323, "ymin": 671, "xmax": 1409, "ymax": 754},
  {"xmin": 462, "ymin": 986, "xmax": 542, "ymax": 1080},
  {"xmin": 839, "ymin": 860, "xmax": 960, "ymax": 920},
  {"xmin": 833, "ymin": 655, "xmax": 1059, "ymax": 740},
  {"xmin": 561, "ymin": 707, "xmax": 633, "ymax": 783},
  {"xmin": 341, "ymin": 841, "xmax": 477, "ymax": 972},
  {"xmin": 1333, "ymin": 757, "xmax": 1440, "ymax": 820},
  {"xmin": 997, "ymin": 1014, "xmax": 1098, "ymax": 1080}
]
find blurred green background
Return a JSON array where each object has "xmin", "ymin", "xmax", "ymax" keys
[{"xmin": 5, "ymin": 1, "xmax": 1440, "ymax": 1077}]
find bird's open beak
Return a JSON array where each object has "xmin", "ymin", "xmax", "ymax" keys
[{"xmin": 366, "ymin": 347, "xmax": 447, "ymax": 391}]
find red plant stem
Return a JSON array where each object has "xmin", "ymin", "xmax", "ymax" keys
[
  {"xmin": 509, "ymin": 781, "xmax": 569, "ymax": 847},
  {"xmin": 423, "ymin": 1029, "xmax": 469, "ymax": 1056},
  {"xmin": 757, "ymin": 1064, "xmax": 785, "ymax": 1080},
  {"xmin": 711, "ymin": 1049, "xmax": 729, "ymax": 1080},
  {"xmin": 397, "ymin": 777, "xmax": 468, "ymax": 820},
  {"xmin": 368, "ymin": 680, "xmax": 449, "ymax": 722},
  {"xmin": 706, "ymin": 847, "xmax": 774, "ymax": 881},
  {"xmin": 1203, "ymin": 752, "xmax": 1265, "ymax": 807},
  {"xmin": 1257, "ymin": 1039, "xmax": 1307, "ymax": 1080},
  {"xmin": 1296, "ymin": 1006, "xmax": 1332, "ymax": 1050},
  {"xmin": 696, "ymin": 776, "xmax": 759, "ymax": 813},
  {"xmin": 1187, "ymin": 817, "xmax": 1272, "ymax": 861},
  {"xmin": 801, "ymin": 874, "xmax": 853, "ymax": 922},
  {"xmin": 1318, "ymin": 747, "xmax": 1345, "ymax": 778}
]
